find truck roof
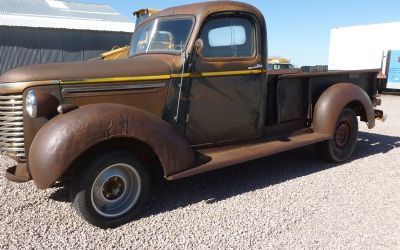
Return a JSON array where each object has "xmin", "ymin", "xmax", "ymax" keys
[
  {"xmin": 140, "ymin": 1, "xmax": 264, "ymax": 27},
  {"xmin": 138, "ymin": 1, "xmax": 267, "ymax": 56}
]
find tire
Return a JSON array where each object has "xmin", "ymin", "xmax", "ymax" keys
[
  {"xmin": 316, "ymin": 108, "xmax": 358, "ymax": 163},
  {"xmin": 69, "ymin": 151, "xmax": 150, "ymax": 228}
]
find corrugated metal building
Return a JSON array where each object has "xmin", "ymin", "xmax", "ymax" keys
[{"xmin": 0, "ymin": 0, "xmax": 135, "ymax": 74}]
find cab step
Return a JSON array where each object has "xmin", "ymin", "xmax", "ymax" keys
[{"xmin": 167, "ymin": 129, "xmax": 331, "ymax": 180}]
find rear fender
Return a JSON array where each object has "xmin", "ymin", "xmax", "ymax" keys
[
  {"xmin": 29, "ymin": 104, "xmax": 195, "ymax": 189},
  {"xmin": 313, "ymin": 83, "xmax": 375, "ymax": 136}
]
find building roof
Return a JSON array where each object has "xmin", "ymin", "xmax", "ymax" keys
[{"xmin": 0, "ymin": 0, "xmax": 135, "ymax": 32}]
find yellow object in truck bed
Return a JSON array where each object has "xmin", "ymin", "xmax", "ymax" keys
[{"xmin": 100, "ymin": 46, "xmax": 130, "ymax": 60}]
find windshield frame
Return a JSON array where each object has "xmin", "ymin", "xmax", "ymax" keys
[{"xmin": 129, "ymin": 15, "xmax": 196, "ymax": 57}]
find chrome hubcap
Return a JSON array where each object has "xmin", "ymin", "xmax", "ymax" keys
[{"xmin": 91, "ymin": 163, "xmax": 141, "ymax": 218}]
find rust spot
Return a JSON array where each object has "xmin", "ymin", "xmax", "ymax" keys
[
  {"xmin": 122, "ymin": 115, "xmax": 129, "ymax": 135},
  {"xmin": 106, "ymin": 119, "xmax": 115, "ymax": 137}
]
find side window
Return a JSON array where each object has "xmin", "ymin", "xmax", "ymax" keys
[{"xmin": 200, "ymin": 17, "xmax": 255, "ymax": 58}]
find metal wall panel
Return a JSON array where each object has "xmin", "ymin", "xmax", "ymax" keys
[
  {"xmin": 40, "ymin": 30, "xmax": 63, "ymax": 64},
  {"xmin": 17, "ymin": 28, "xmax": 42, "ymax": 66},
  {"xmin": 82, "ymin": 31, "xmax": 103, "ymax": 60},
  {"xmin": 0, "ymin": 28, "xmax": 2, "ymax": 72},
  {"xmin": 101, "ymin": 32, "xmax": 129, "ymax": 51},
  {"xmin": 0, "ymin": 27, "xmax": 132, "ymax": 75},
  {"xmin": 0, "ymin": 28, "xmax": 18, "ymax": 74},
  {"xmin": 62, "ymin": 30, "xmax": 84, "ymax": 62}
]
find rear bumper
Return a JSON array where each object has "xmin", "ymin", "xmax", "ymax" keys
[
  {"xmin": 5, "ymin": 163, "xmax": 31, "ymax": 183},
  {"xmin": 375, "ymin": 109, "xmax": 387, "ymax": 122}
]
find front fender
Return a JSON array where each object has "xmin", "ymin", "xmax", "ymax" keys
[
  {"xmin": 313, "ymin": 83, "xmax": 375, "ymax": 136},
  {"xmin": 29, "ymin": 103, "xmax": 195, "ymax": 189}
]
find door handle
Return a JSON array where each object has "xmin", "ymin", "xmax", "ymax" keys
[{"xmin": 248, "ymin": 64, "xmax": 263, "ymax": 70}]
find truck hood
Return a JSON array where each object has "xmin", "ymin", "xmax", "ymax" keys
[{"xmin": 0, "ymin": 55, "xmax": 172, "ymax": 84}]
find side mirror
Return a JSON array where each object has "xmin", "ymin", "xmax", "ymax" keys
[{"xmin": 194, "ymin": 38, "xmax": 204, "ymax": 57}]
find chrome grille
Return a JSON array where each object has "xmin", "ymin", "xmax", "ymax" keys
[{"xmin": 0, "ymin": 94, "xmax": 25, "ymax": 160}]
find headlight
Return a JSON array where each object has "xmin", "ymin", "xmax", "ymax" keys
[
  {"xmin": 26, "ymin": 90, "xmax": 38, "ymax": 118},
  {"xmin": 24, "ymin": 90, "xmax": 60, "ymax": 118}
]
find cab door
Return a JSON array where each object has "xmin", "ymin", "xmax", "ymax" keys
[{"xmin": 184, "ymin": 14, "xmax": 266, "ymax": 145}]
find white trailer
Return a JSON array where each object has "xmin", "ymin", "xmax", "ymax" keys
[{"xmin": 328, "ymin": 22, "xmax": 400, "ymax": 71}]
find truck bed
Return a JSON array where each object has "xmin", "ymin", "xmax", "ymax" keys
[{"xmin": 265, "ymin": 69, "xmax": 382, "ymax": 128}]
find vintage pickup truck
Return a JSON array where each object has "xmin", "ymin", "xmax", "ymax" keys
[{"xmin": 0, "ymin": 1, "xmax": 386, "ymax": 228}]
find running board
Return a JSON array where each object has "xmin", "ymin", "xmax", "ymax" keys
[{"xmin": 167, "ymin": 129, "xmax": 331, "ymax": 180}]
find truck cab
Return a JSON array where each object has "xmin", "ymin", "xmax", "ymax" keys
[{"xmin": 0, "ymin": 1, "xmax": 386, "ymax": 228}]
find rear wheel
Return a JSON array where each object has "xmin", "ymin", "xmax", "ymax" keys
[
  {"xmin": 316, "ymin": 108, "xmax": 358, "ymax": 163},
  {"xmin": 69, "ymin": 151, "xmax": 150, "ymax": 228}
]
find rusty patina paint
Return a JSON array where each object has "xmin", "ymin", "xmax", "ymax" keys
[
  {"xmin": 29, "ymin": 104, "xmax": 195, "ymax": 189},
  {"xmin": 313, "ymin": 83, "xmax": 376, "ymax": 135}
]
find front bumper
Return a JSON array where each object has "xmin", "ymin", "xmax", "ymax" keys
[{"xmin": 5, "ymin": 163, "xmax": 31, "ymax": 183}]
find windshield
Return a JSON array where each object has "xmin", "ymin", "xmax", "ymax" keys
[
  {"xmin": 136, "ymin": 15, "xmax": 149, "ymax": 26},
  {"xmin": 129, "ymin": 18, "xmax": 193, "ymax": 56}
]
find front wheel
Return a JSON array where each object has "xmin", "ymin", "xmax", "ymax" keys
[
  {"xmin": 316, "ymin": 108, "xmax": 358, "ymax": 163},
  {"xmin": 69, "ymin": 151, "xmax": 150, "ymax": 228}
]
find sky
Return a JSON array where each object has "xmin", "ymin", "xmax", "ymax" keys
[{"xmin": 76, "ymin": 0, "xmax": 400, "ymax": 66}]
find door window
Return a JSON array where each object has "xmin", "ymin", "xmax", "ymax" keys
[{"xmin": 200, "ymin": 17, "xmax": 255, "ymax": 58}]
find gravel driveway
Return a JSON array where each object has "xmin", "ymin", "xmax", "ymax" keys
[{"xmin": 1, "ymin": 95, "xmax": 399, "ymax": 249}]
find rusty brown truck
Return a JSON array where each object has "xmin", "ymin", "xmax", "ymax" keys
[{"xmin": 0, "ymin": 1, "xmax": 387, "ymax": 228}]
